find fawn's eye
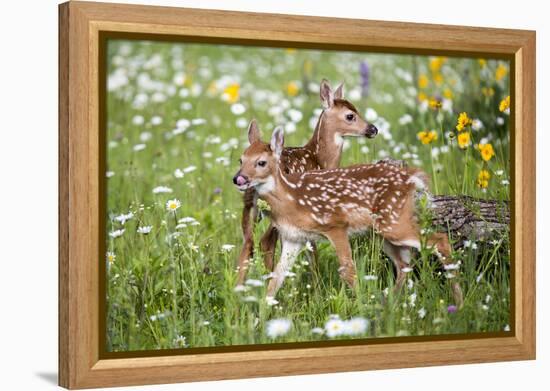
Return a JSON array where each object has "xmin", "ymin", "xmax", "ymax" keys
[
  {"xmin": 257, "ymin": 160, "xmax": 267, "ymax": 167},
  {"xmin": 238, "ymin": 158, "xmax": 242, "ymax": 165},
  {"xmin": 346, "ymin": 113, "xmax": 355, "ymax": 121}
]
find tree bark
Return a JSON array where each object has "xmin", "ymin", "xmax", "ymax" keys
[{"xmin": 429, "ymin": 195, "xmax": 510, "ymax": 248}]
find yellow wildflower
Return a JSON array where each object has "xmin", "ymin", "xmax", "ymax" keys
[
  {"xmin": 478, "ymin": 59, "xmax": 487, "ymax": 68},
  {"xmin": 418, "ymin": 74, "xmax": 429, "ymax": 89},
  {"xmin": 106, "ymin": 252, "xmax": 116, "ymax": 264},
  {"xmin": 433, "ymin": 73, "xmax": 443, "ymax": 86},
  {"xmin": 429, "ymin": 57, "xmax": 446, "ymax": 73},
  {"xmin": 457, "ymin": 131, "xmax": 471, "ymax": 149},
  {"xmin": 285, "ymin": 48, "xmax": 297, "ymax": 54},
  {"xmin": 499, "ymin": 95, "xmax": 510, "ymax": 112},
  {"xmin": 495, "ymin": 64, "xmax": 508, "ymax": 81},
  {"xmin": 286, "ymin": 81, "xmax": 299, "ymax": 97},
  {"xmin": 428, "ymin": 97, "xmax": 442, "ymax": 110},
  {"xmin": 477, "ymin": 170, "xmax": 490, "ymax": 188},
  {"xmin": 456, "ymin": 112, "xmax": 472, "ymax": 132},
  {"xmin": 418, "ymin": 92, "xmax": 428, "ymax": 102},
  {"xmin": 478, "ymin": 143, "xmax": 495, "ymax": 162},
  {"xmin": 417, "ymin": 130, "xmax": 438, "ymax": 145},
  {"xmin": 222, "ymin": 83, "xmax": 240, "ymax": 103},
  {"xmin": 443, "ymin": 88, "xmax": 453, "ymax": 99},
  {"xmin": 482, "ymin": 87, "xmax": 495, "ymax": 97}
]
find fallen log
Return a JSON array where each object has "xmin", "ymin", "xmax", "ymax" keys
[{"xmin": 429, "ymin": 195, "xmax": 510, "ymax": 248}]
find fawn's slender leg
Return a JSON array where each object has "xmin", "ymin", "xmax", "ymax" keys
[
  {"xmin": 259, "ymin": 224, "xmax": 279, "ymax": 272},
  {"xmin": 236, "ymin": 188, "xmax": 257, "ymax": 285},
  {"xmin": 266, "ymin": 239, "xmax": 302, "ymax": 299},
  {"xmin": 324, "ymin": 229, "xmax": 357, "ymax": 288},
  {"xmin": 389, "ymin": 233, "xmax": 464, "ymax": 308},
  {"xmin": 382, "ymin": 240, "xmax": 411, "ymax": 292},
  {"xmin": 427, "ymin": 232, "xmax": 464, "ymax": 308}
]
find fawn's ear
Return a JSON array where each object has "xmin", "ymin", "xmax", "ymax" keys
[
  {"xmin": 320, "ymin": 79, "xmax": 334, "ymax": 109},
  {"xmin": 247, "ymin": 119, "xmax": 261, "ymax": 144},
  {"xmin": 270, "ymin": 126, "xmax": 285, "ymax": 158},
  {"xmin": 334, "ymin": 83, "xmax": 344, "ymax": 100}
]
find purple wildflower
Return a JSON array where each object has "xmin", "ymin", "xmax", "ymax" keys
[
  {"xmin": 447, "ymin": 305, "xmax": 458, "ymax": 314},
  {"xmin": 213, "ymin": 187, "xmax": 222, "ymax": 195},
  {"xmin": 359, "ymin": 61, "xmax": 370, "ymax": 98}
]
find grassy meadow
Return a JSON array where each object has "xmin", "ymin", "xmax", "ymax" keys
[{"xmin": 105, "ymin": 40, "xmax": 511, "ymax": 352}]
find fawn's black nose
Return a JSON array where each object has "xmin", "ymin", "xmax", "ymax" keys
[
  {"xmin": 233, "ymin": 174, "xmax": 248, "ymax": 186},
  {"xmin": 365, "ymin": 123, "xmax": 378, "ymax": 138}
]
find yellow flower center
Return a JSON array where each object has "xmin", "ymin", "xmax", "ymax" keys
[
  {"xmin": 286, "ymin": 81, "xmax": 299, "ymax": 96},
  {"xmin": 457, "ymin": 132, "xmax": 471, "ymax": 149},
  {"xmin": 499, "ymin": 96, "xmax": 510, "ymax": 112},
  {"xmin": 418, "ymin": 74, "xmax": 429, "ymax": 89},
  {"xmin": 223, "ymin": 83, "xmax": 240, "ymax": 103},
  {"xmin": 495, "ymin": 64, "xmax": 508, "ymax": 81}
]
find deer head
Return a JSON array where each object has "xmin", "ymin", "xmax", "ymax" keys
[
  {"xmin": 233, "ymin": 124, "xmax": 284, "ymax": 194},
  {"xmin": 317, "ymin": 79, "xmax": 378, "ymax": 140}
]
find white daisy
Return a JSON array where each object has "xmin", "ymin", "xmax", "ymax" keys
[
  {"xmin": 287, "ymin": 108, "xmax": 303, "ymax": 123},
  {"xmin": 230, "ymin": 103, "xmax": 246, "ymax": 115},
  {"xmin": 266, "ymin": 296, "xmax": 279, "ymax": 306},
  {"xmin": 133, "ymin": 143, "xmax": 146, "ymax": 152},
  {"xmin": 166, "ymin": 199, "xmax": 181, "ymax": 212},
  {"xmin": 173, "ymin": 335, "xmax": 187, "ymax": 348},
  {"xmin": 418, "ymin": 307, "xmax": 427, "ymax": 319},
  {"xmin": 191, "ymin": 118, "xmax": 206, "ymax": 125},
  {"xmin": 398, "ymin": 113, "xmax": 413, "ymax": 125},
  {"xmin": 114, "ymin": 212, "xmax": 134, "ymax": 224},
  {"xmin": 183, "ymin": 165, "xmax": 197, "ymax": 173},
  {"xmin": 106, "ymin": 251, "xmax": 116, "ymax": 263},
  {"xmin": 365, "ymin": 108, "xmax": 378, "ymax": 122},
  {"xmin": 266, "ymin": 318, "xmax": 292, "ymax": 338},
  {"xmin": 471, "ymin": 118, "xmax": 484, "ymax": 131},
  {"xmin": 137, "ymin": 225, "xmax": 152, "ymax": 234},
  {"xmin": 311, "ymin": 327, "xmax": 325, "ymax": 335},
  {"xmin": 152, "ymin": 186, "xmax": 173, "ymax": 194},
  {"xmin": 245, "ymin": 279, "xmax": 264, "ymax": 287},
  {"xmin": 140, "ymin": 131, "xmax": 153, "ymax": 142},
  {"xmin": 174, "ymin": 168, "xmax": 184, "ymax": 178},
  {"xmin": 343, "ymin": 317, "xmax": 368, "ymax": 336},
  {"xmin": 363, "ymin": 275, "xmax": 378, "ymax": 281},
  {"xmin": 233, "ymin": 284, "xmax": 248, "ymax": 293},
  {"xmin": 132, "ymin": 115, "xmax": 144, "ymax": 125},
  {"xmin": 325, "ymin": 318, "xmax": 346, "ymax": 338},
  {"xmin": 443, "ymin": 263, "xmax": 460, "ymax": 271},
  {"xmin": 221, "ymin": 244, "xmax": 235, "ymax": 252},
  {"xmin": 109, "ymin": 229, "xmax": 125, "ymax": 238}
]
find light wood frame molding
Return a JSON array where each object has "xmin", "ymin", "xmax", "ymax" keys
[{"xmin": 58, "ymin": 1, "xmax": 536, "ymax": 388}]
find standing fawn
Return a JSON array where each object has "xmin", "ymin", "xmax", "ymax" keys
[
  {"xmin": 233, "ymin": 127, "xmax": 464, "ymax": 307},
  {"xmin": 234, "ymin": 79, "xmax": 378, "ymax": 285}
]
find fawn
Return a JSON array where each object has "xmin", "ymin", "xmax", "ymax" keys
[
  {"xmin": 233, "ymin": 127, "xmax": 464, "ymax": 307},
  {"xmin": 234, "ymin": 79, "xmax": 378, "ymax": 285}
]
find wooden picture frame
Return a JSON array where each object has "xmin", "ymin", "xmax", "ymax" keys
[{"xmin": 58, "ymin": 1, "xmax": 536, "ymax": 388}]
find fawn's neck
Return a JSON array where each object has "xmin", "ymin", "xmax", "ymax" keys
[
  {"xmin": 305, "ymin": 110, "xmax": 343, "ymax": 169},
  {"xmin": 258, "ymin": 165, "xmax": 298, "ymax": 215}
]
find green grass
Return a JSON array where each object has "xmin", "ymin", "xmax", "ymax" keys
[{"xmin": 105, "ymin": 40, "xmax": 511, "ymax": 352}]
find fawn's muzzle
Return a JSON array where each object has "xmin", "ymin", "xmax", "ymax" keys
[
  {"xmin": 365, "ymin": 123, "xmax": 378, "ymax": 138},
  {"xmin": 233, "ymin": 173, "xmax": 249, "ymax": 186}
]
